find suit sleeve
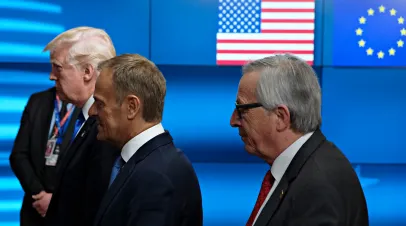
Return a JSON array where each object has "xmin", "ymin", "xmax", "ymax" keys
[
  {"xmin": 9, "ymin": 96, "xmax": 45, "ymax": 195},
  {"xmin": 287, "ymin": 184, "xmax": 345, "ymax": 226},
  {"xmin": 126, "ymin": 171, "xmax": 176, "ymax": 226},
  {"xmin": 83, "ymin": 140, "xmax": 117, "ymax": 226}
]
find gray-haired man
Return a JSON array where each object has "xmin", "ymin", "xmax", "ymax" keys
[{"xmin": 230, "ymin": 54, "xmax": 368, "ymax": 226}]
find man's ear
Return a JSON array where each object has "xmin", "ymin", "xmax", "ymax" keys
[
  {"xmin": 127, "ymin": 95, "xmax": 141, "ymax": 120},
  {"xmin": 275, "ymin": 105, "xmax": 291, "ymax": 132},
  {"xmin": 83, "ymin": 64, "xmax": 95, "ymax": 82}
]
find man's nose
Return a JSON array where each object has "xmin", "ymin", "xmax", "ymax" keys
[
  {"xmin": 49, "ymin": 72, "xmax": 57, "ymax": 81},
  {"xmin": 230, "ymin": 110, "xmax": 241, "ymax": 128},
  {"xmin": 88, "ymin": 103, "xmax": 97, "ymax": 117}
]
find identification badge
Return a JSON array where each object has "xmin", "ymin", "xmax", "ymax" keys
[
  {"xmin": 45, "ymin": 138, "xmax": 57, "ymax": 158},
  {"xmin": 45, "ymin": 138, "xmax": 60, "ymax": 166}
]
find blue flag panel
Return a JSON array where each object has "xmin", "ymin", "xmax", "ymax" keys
[{"xmin": 332, "ymin": 0, "xmax": 406, "ymax": 66}]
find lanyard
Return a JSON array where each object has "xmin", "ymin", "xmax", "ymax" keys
[{"xmin": 52, "ymin": 96, "xmax": 75, "ymax": 138}]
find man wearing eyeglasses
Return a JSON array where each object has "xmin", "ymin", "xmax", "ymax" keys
[{"xmin": 230, "ymin": 54, "xmax": 368, "ymax": 226}]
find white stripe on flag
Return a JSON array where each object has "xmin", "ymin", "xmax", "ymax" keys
[
  {"xmin": 261, "ymin": 12, "xmax": 315, "ymax": 20},
  {"xmin": 216, "ymin": 33, "xmax": 314, "ymax": 40},
  {"xmin": 261, "ymin": 2, "xmax": 314, "ymax": 9},
  {"xmin": 261, "ymin": 22, "xmax": 314, "ymax": 30},
  {"xmin": 216, "ymin": 43, "xmax": 314, "ymax": 51},
  {"xmin": 216, "ymin": 53, "xmax": 314, "ymax": 61}
]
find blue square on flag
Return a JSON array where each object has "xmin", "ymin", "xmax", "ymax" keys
[
  {"xmin": 216, "ymin": 0, "xmax": 315, "ymax": 66},
  {"xmin": 332, "ymin": 0, "xmax": 406, "ymax": 66}
]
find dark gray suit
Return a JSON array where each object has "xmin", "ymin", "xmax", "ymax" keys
[
  {"xmin": 10, "ymin": 87, "xmax": 81, "ymax": 226},
  {"xmin": 254, "ymin": 129, "xmax": 369, "ymax": 226}
]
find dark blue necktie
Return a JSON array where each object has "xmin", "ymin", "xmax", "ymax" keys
[
  {"xmin": 72, "ymin": 111, "xmax": 85, "ymax": 140},
  {"xmin": 109, "ymin": 156, "xmax": 125, "ymax": 187}
]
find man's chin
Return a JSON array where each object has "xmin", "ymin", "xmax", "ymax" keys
[
  {"xmin": 96, "ymin": 133, "xmax": 106, "ymax": 141},
  {"xmin": 244, "ymin": 144, "xmax": 253, "ymax": 153},
  {"xmin": 56, "ymin": 92, "xmax": 70, "ymax": 102}
]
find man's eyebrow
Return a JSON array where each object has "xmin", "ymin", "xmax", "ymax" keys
[
  {"xmin": 51, "ymin": 61, "xmax": 62, "ymax": 67},
  {"xmin": 236, "ymin": 98, "xmax": 243, "ymax": 104},
  {"xmin": 94, "ymin": 96, "xmax": 104, "ymax": 103}
]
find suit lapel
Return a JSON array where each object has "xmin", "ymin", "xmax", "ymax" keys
[
  {"xmin": 54, "ymin": 117, "xmax": 96, "ymax": 182},
  {"xmin": 37, "ymin": 88, "xmax": 56, "ymax": 166},
  {"xmin": 254, "ymin": 177, "xmax": 290, "ymax": 226},
  {"xmin": 94, "ymin": 132, "xmax": 174, "ymax": 225},
  {"xmin": 59, "ymin": 106, "xmax": 81, "ymax": 154},
  {"xmin": 254, "ymin": 129, "xmax": 327, "ymax": 226}
]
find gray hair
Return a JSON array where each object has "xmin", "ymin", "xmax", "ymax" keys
[{"xmin": 243, "ymin": 54, "xmax": 321, "ymax": 133}]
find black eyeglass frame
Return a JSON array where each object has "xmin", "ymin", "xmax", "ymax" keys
[{"xmin": 235, "ymin": 102, "xmax": 263, "ymax": 119}]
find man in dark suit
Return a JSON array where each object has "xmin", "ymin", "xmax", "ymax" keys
[
  {"xmin": 230, "ymin": 54, "xmax": 369, "ymax": 226},
  {"xmin": 9, "ymin": 86, "xmax": 82, "ymax": 226},
  {"xmin": 89, "ymin": 54, "xmax": 203, "ymax": 226},
  {"xmin": 38, "ymin": 26, "xmax": 119, "ymax": 226}
]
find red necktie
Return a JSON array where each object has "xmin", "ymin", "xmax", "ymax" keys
[{"xmin": 246, "ymin": 170, "xmax": 274, "ymax": 226}]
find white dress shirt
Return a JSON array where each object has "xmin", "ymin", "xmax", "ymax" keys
[
  {"xmin": 253, "ymin": 131, "xmax": 314, "ymax": 225},
  {"xmin": 121, "ymin": 123, "xmax": 165, "ymax": 162},
  {"xmin": 74, "ymin": 95, "xmax": 94, "ymax": 138},
  {"xmin": 49, "ymin": 95, "xmax": 94, "ymax": 138},
  {"xmin": 81, "ymin": 95, "xmax": 94, "ymax": 121}
]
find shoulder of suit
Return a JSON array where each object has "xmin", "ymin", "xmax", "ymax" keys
[{"xmin": 29, "ymin": 87, "xmax": 55, "ymax": 102}]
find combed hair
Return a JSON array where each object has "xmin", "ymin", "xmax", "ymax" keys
[
  {"xmin": 243, "ymin": 54, "xmax": 321, "ymax": 133},
  {"xmin": 98, "ymin": 54, "xmax": 166, "ymax": 122},
  {"xmin": 43, "ymin": 26, "xmax": 116, "ymax": 74}
]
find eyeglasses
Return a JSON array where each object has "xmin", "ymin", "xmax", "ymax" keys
[{"xmin": 235, "ymin": 102, "xmax": 262, "ymax": 119}]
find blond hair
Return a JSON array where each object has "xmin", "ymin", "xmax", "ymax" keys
[
  {"xmin": 44, "ymin": 26, "xmax": 116, "ymax": 72},
  {"xmin": 98, "ymin": 54, "xmax": 166, "ymax": 122}
]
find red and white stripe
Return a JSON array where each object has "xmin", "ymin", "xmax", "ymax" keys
[{"xmin": 216, "ymin": 0, "xmax": 315, "ymax": 65}]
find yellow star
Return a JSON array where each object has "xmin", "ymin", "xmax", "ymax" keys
[
  {"xmin": 398, "ymin": 17, "xmax": 404, "ymax": 24},
  {"xmin": 389, "ymin": 48, "xmax": 396, "ymax": 56},
  {"xmin": 358, "ymin": 39, "xmax": 366, "ymax": 47},
  {"xmin": 359, "ymin": 16, "xmax": 367, "ymax": 24},
  {"xmin": 397, "ymin": 39, "xmax": 404, "ymax": 47},
  {"xmin": 356, "ymin": 28, "xmax": 363, "ymax": 36},
  {"xmin": 377, "ymin": 51, "xmax": 384, "ymax": 59},
  {"xmin": 379, "ymin": 5, "xmax": 385, "ymax": 13},
  {"xmin": 366, "ymin": 48, "xmax": 374, "ymax": 55},
  {"xmin": 390, "ymin": 8, "xmax": 397, "ymax": 16},
  {"xmin": 367, "ymin": 8, "xmax": 374, "ymax": 16},
  {"xmin": 401, "ymin": 28, "xmax": 406, "ymax": 36}
]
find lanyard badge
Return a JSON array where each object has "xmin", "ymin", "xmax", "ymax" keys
[
  {"xmin": 52, "ymin": 95, "xmax": 74, "ymax": 139},
  {"xmin": 45, "ymin": 95, "xmax": 75, "ymax": 166}
]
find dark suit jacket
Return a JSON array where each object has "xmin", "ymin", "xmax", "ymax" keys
[
  {"xmin": 254, "ymin": 129, "xmax": 369, "ymax": 226},
  {"xmin": 9, "ymin": 87, "xmax": 80, "ymax": 226},
  {"xmin": 45, "ymin": 116, "xmax": 119, "ymax": 226},
  {"xmin": 93, "ymin": 131, "xmax": 203, "ymax": 226}
]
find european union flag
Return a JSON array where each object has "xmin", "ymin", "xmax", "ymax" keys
[{"xmin": 333, "ymin": 0, "xmax": 406, "ymax": 66}]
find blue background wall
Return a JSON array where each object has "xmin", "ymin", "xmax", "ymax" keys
[{"xmin": 0, "ymin": 0, "xmax": 405, "ymax": 225}]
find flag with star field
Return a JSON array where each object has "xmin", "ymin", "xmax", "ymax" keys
[
  {"xmin": 332, "ymin": 0, "xmax": 406, "ymax": 66},
  {"xmin": 216, "ymin": 0, "xmax": 315, "ymax": 66}
]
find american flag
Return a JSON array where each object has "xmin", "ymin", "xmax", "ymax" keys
[{"xmin": 216, "ymin": 0, "xmax": 315, "ymax": 65}]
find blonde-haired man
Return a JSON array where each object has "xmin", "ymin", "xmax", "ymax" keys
[
  {"xmin": 41, "ymin": 26, "xmax": 119, "ymax": 226},
  {"xmin": 90, "ymin": 54, "xmax": 203, "ymax": 226},
  {"xmin": 44, "ymin": 26, "xmax": 115, "ymax": 107}
]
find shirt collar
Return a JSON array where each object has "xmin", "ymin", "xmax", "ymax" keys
[
  {"xmin": 271, "ymin": 131, "xmax": 314, "ymax": 182},
  {"xmin": 121, "ymin": 123, "xmax": 165, "ymax": 162},
  {"xmin": 81, "ymin": 95, "xmax": 94, "ymax": 120}
]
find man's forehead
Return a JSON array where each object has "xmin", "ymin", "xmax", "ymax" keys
[
  {"xmin": 99, "ymin": 68, "xmax": 113, "ymax": 79},
  {"xmin": 94, "ymin": 79, "xmax": 107, "ymax": 102},
  {"xmin": 240, "ymin": 71, "xmax": 260, "ymax": 85},
  {"xmin": 96, "ymin": 69, "xmax": 113, "ymax": 89},
  {"xmin": 237, "ymin": 71, "xmax": 260, "ymax": 102},
  {"xmin": 50, "ymin": 45, "xmax": 70, "ymax": 61}
]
